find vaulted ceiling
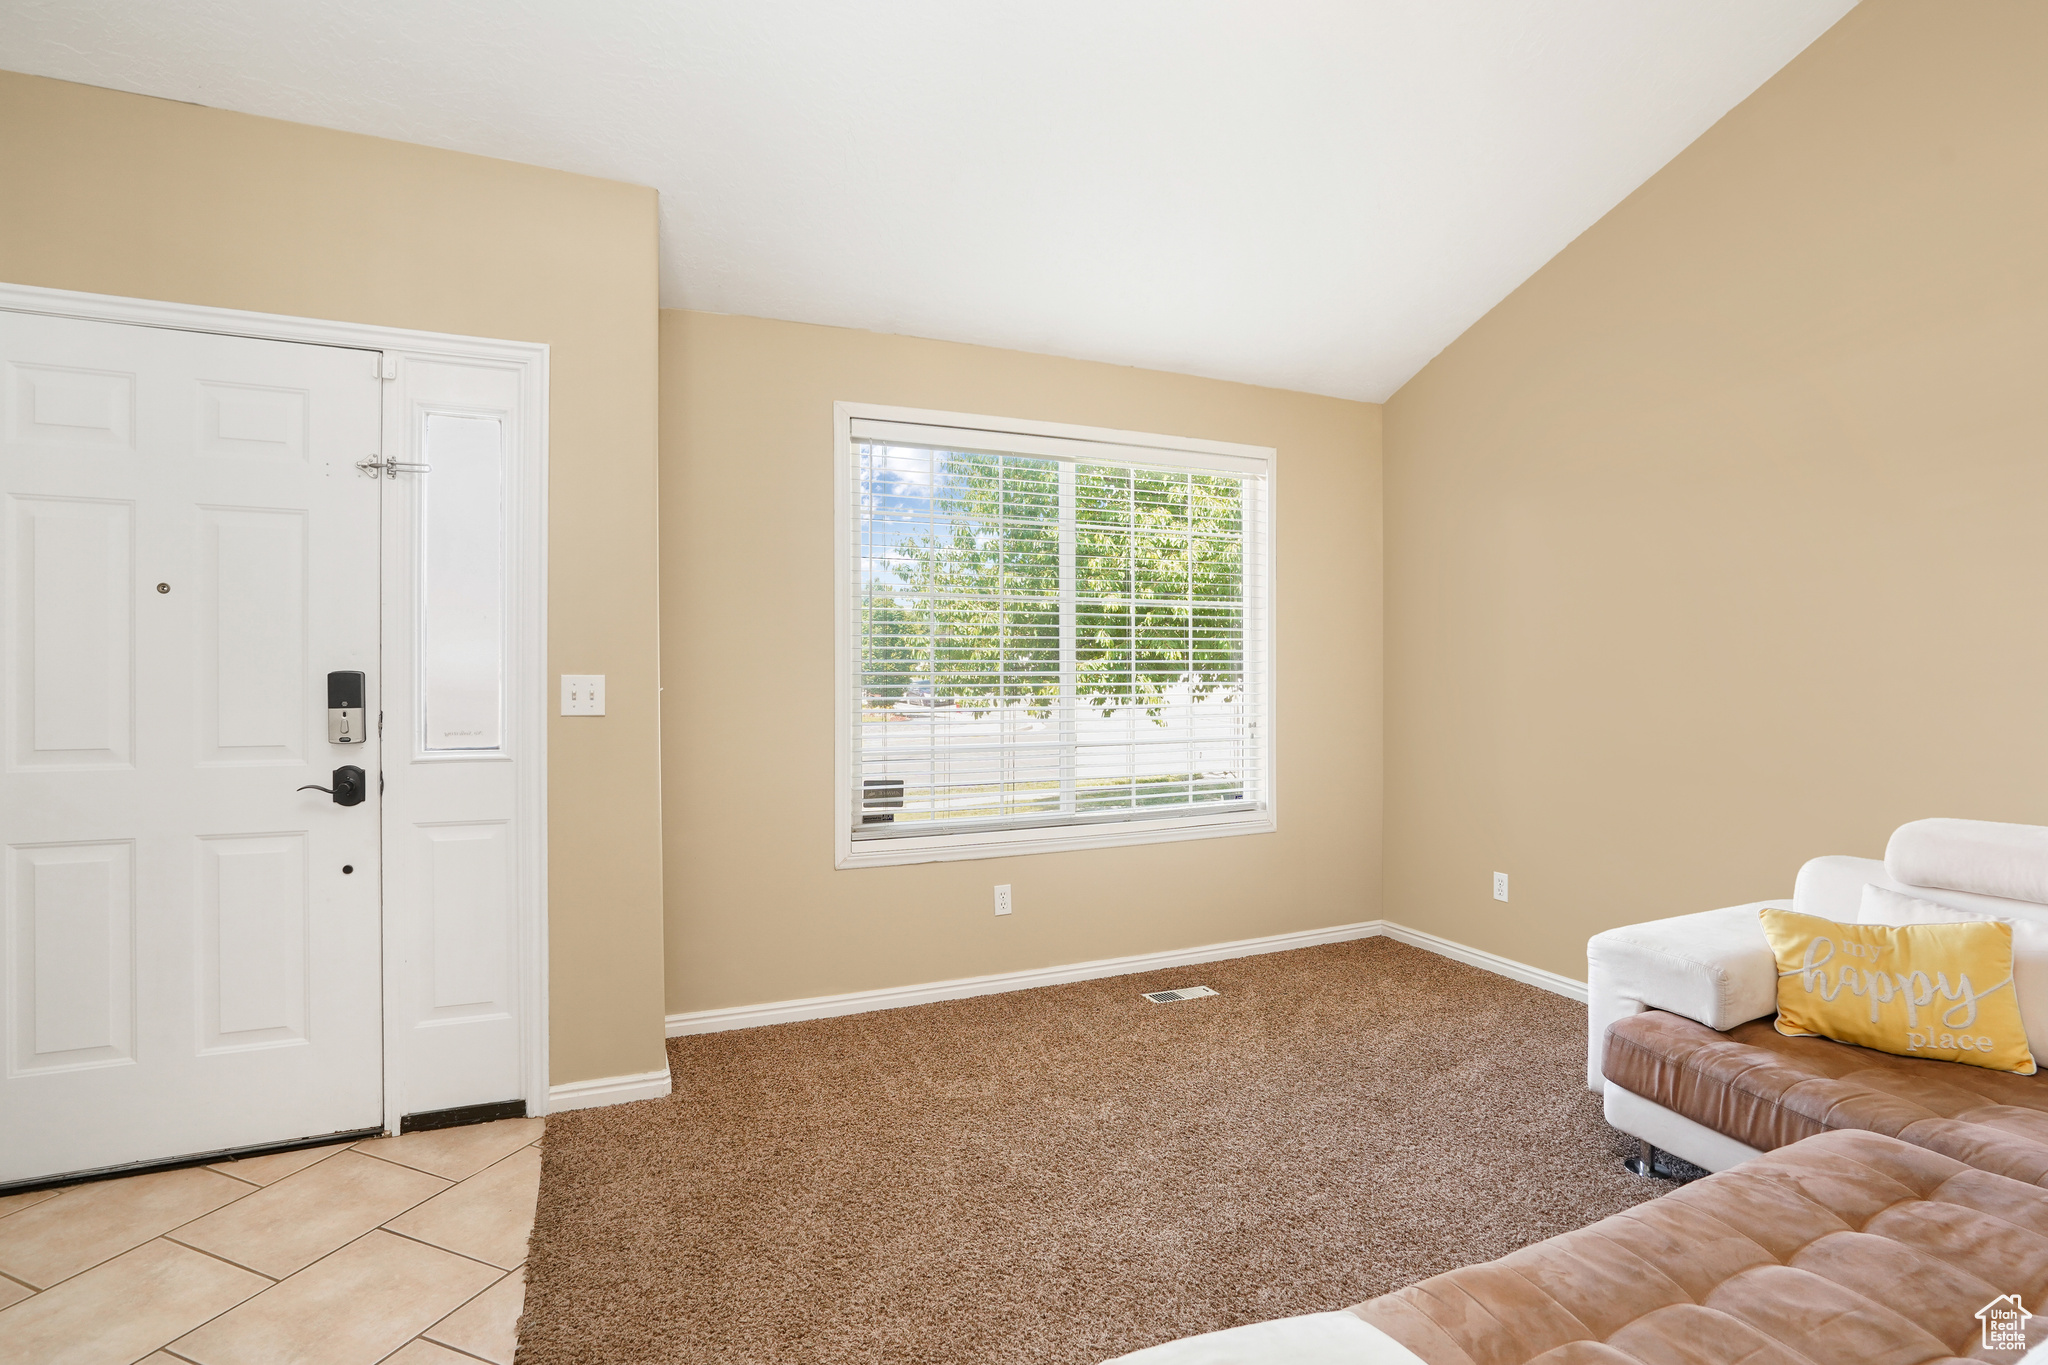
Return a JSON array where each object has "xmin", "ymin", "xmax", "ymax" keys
[{"xmin": 0, "ymin": 2, "xmax": 1854, "ymax": 400}]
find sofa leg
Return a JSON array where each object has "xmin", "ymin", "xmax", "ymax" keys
[{"xmin": 1624, "ymin": 1138, "xmax": 1661, "ymax": 1178}]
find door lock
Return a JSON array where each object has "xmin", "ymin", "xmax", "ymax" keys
[
  {"xmin": 328, "ymin": 671, "xmax": 366, "ymax": 744},
  {"xmin": 355, "ymin": 455, "xmax": 431, "ymax": 478},
  {"xmin": 298, "ymin": 765, "xmax": 367, "ymax": 806}
]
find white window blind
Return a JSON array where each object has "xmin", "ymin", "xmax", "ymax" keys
[{"xmin": 840, "ymin": 409, "xmax": 1272, "ymax": 865}]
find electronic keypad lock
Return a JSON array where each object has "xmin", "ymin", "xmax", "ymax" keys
[{"xmin": 328, "ymin": 671, "xmax": 366, "ymax": 745}]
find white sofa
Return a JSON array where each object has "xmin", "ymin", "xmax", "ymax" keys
[{"xmin": 1586, "ymin": 817, "xmax": 2048, "ymax": 1174}]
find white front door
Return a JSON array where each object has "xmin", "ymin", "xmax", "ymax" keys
[{"xmin": 0, "ymin": 310, "xmax": 384, "ymax": 1184}]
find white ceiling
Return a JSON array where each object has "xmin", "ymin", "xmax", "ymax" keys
[{"xmin": 1, "ymin": 2, "xmax": 1853, "ymax": 401}]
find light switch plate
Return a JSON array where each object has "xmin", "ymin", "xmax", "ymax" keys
[{"xmin": 561, "ymin": 674, "xmax": 606, "ymax": 716}]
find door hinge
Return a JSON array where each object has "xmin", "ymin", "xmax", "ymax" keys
[
  {"xmin": 378, "ymin": 710, "xmax": 384, "ymax": 737},
  {"xmin": 379, "ymin": 771, "xmax": 385, "ymax": 795}
]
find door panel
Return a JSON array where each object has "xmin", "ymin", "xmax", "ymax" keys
[
  {"xmin": 200, "ymin": 506, "xmax": 307, "ymax": 763},
  {"xmin": 197, "ymin": 382, "xmax": 306, "ymax": 460},
  {"xmin": 382, "ymin": 357, "xmax": 526, "ymax": 1117},
  {"xmin": 199, "ymin": 832, "xmax": 308, "ymax": 1049},
  {"xmin": 12, "ymin": 840, "xmax": 133, "ymax": 1072},
  {"xmin": 423, "ymin": 822, "xmax": 508, "ymax": 1015},
  {"xmin": 12, "ymin": 496, "xmax": 134, "ymax": 767},
  {"xmin": 0, "ymin": 310, "xmax": 383, "ymax": 1184},
  {"xmin": 9, "ymin": 364, "xmax": 134, "ymax": 449}
]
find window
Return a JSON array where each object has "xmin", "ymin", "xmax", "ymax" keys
[
  {"xmin": 418, "ymin": 412, "xmax": 506, "ymax": 753},
  {"xmin": 836, "ymin": 404, "xmax": 1274, "ymax": 867}
]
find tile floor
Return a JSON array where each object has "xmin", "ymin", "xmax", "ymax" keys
[{"xmin": 0, "ymin": 1116, "xmax": 543, "ymax": 1365}]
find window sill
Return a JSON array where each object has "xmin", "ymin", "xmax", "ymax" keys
[{"xmin": 835, "ymin": 807, "xmax": 1276, "ymax": 869}]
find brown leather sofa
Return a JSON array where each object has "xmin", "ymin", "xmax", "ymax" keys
[
  {"xmin": 1119, "ymin": 1052, "xmax": 2047, "ymax": 1365},
  {"xmin": 1338, "ymin": 930, "xmax": 2048, "ymax": 1363},
  {"xmin": 1118, "ymin": 1031, "xmax": 2047, "ymax": 1364},
  {"xmin": 1348, "ymin": 1128, "xmax": 2047, "ymax": 1364},
  {"xmin": 1603, "ymin": 1009, "xmax": 2048, "ymax": 1187},
  {"xmin": 1119, "ymin": 822, "xmax": 2048, "ymax": 1365},
  {"xmin": 1340, "ymin": 931, "xmax": 2048, "ymax": 1363}
]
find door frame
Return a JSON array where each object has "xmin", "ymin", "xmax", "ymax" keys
[{"xmin": 0, "ymin": 280, "xmax": 551, "ymax": 1132}]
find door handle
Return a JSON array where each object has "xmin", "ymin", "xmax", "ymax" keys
[{"xmin": 298, "ymin": 765, "xmax": 367, "ymax": 806}]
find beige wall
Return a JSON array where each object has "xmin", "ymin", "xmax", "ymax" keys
[
  {"xmin": 1382, "ymin": 2, "xmax": 2048, "ymax": 980},
  {"xmin": 661, "ymin": 311, "xmax": 1381, "ymax": 1014},
  {"xmin": 0, "ymin": 71, "xmax": 670, "ymax": 1085}
]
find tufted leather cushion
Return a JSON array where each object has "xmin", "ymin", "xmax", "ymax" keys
[
  {"xmin": 1347, "ymin": 1130, "xmax": 2048, "ymax": 1364},
  {"xmin": 1603, "ymin": 1010, "xmax": 2048, "ymax": 1186}
]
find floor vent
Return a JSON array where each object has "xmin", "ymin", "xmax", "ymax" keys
[{"xmin": 1142, "ymin": 986, "xmax": 1219, "ymax": 1003}]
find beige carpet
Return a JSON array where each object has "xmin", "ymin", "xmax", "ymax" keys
[{"xmin": 519, "ymin": 938, "xmax": 1676, "ymax": 1365}]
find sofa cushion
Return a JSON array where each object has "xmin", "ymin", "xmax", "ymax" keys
[
  {"xmin": 1861, "ymin": 883, "xmax": 2048, "ymax": 1061},
  {"xmin": 1603, "ymin": 1009, "xmax": 2048, "ymax": 1186},
  {"xmin": 1887, "ymin": 817, "xmax": 2048, "ymax": 907},
  {"xmin": 1349, "ymin": 1130, "xmax": 2048, "ymax": 1364}
]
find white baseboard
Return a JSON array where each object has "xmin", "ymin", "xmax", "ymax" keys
[
  {"xmin": 666, "ymin": 918, "xmax": 1587, "ymax": 1037},
  {"xmin": 1378, "ymin": 920, "xmax": 1589, "ymax": 1003},
  {"xmin": 545, "ymin": 1067, "xmax": 672, "ymax": 1114},
  {"xmin": 666, "ymin": 920, "xmax": 1383, "ymax": 1037}
]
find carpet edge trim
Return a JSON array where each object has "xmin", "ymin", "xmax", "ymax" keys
[{"xmin": 665, "ymin": 920, "xmax": 1588, "ymax": 1037}]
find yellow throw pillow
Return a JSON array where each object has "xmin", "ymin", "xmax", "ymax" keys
[{"xmin": 1758, "ymin": 907, "xmax": 2036, "ymax": 1075}]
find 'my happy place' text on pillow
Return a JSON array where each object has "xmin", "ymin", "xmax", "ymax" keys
[{"xmin": 1758, "ymin": 907, "xmax": 2035, "ymax": 1075}]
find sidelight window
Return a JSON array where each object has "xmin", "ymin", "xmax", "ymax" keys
[{"xmin": 418, "ymin": 413, "xmax": 506, "ymax": 753}]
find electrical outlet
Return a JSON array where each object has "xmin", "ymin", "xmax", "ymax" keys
[
  {"xmin": 993, "ymin": 884, "xmax": 1013, "ymax": 916},
  {"xmin": 560, "ymin": 674, "xmax": 606, "ymax": 716},
  {"xmin": 1493, "ymin": 871, "xmax": 1510, "ymax": 902}
]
